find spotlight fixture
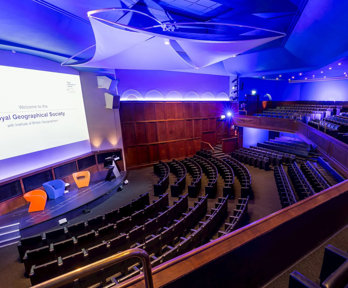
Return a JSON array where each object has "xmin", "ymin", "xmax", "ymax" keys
[
  {"xmin": 251, "ymin": 89, "xmax": 257, "ymax": 95},
  {"xmin": 226, "ymin": 111, "xmax": 233, "ymax": 118},
  {"xmin": 305, "ymin": 77, "xmax": 308, "ymax": 80},
  {"xmin": 262, "ymin": 76, "xmax": 265, "ymax": 79},
  {"xmin": 321, "ymin": 71, "xmax": 324, "ymax": 74},
  {"xmin": 164, "ymin": 39, "xmax": 170, "ymax": 45},
  {"xmin": 292, "ymin": 76, "xmax": 295, "ymax": 79},
  {"xmin": 329, "ymin": 67, "xmax": 332, "ymax": 70},
  {"xmin": 299, "ymin": 72, "xmax": 302, "ymax": 76},
  {"xmin": 338, "ymin": 62, "xmax": 342, "ymax": 66},
  {"xmin": 220, "ymin": 115, "xmax": 226, "ymax": 120},
  {"xmin": 276, "ymin": 77, "xmax": 279, "ymax": 80},
  {"xmin": 312, "ymin": 74, "xmax": 315, "ymax": 78},
  {"xmin": 279, "ymin": 74, "xmax": 282, "ymax": 77}
]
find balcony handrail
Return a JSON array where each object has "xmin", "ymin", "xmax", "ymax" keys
[
  {"xmin": 31, "ymin": 248, "xmax": 154, "ymax": 288},
  {"xmin": 201, "ymin": 141, "xmax": 215, "ymax": 152}
]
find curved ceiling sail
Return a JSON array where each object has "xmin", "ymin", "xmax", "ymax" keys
[{"xmin": 63, "ymin": 6, "xmax": 286, "ymax": 71}]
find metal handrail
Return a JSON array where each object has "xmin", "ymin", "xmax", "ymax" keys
[
  {"xmin": 31, "ymin": 248, "xmax": 154, "ymax": 288},
  {"xmin": 201, "ymin": 141, "xmax": 215, "ymax": 152}
]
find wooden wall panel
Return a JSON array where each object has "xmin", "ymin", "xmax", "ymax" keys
[
  {"xmin": 146, "ymin": 122, "xmax": 158, "ymax": 143},
  {"xmin": 135, "ymin": 122, "xmax": 147, "ymax": 144},
  {"xmin": 120, "ymin": 101, "xmax": 233, "ymax": 168}
]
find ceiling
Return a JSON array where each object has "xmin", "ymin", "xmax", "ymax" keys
[{"xmin": 0, "ymin": 0, "xmax": 347, "ymax": 77}]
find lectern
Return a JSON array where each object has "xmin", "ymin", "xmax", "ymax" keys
[{"xmin": 104, "ymin": 155, "xmax": 121, "ymax": 181}]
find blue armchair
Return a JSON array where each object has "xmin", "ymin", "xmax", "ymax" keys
[{"xmin": 43, "ymin": 179, "xmax": 66, "ymax": 200}]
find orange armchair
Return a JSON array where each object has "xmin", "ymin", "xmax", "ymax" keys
[
  {"xmin": 72, "ymin": 171, "xmax": 91, "ymax": 188},
  {"xmin": 23, "ymin": 190, "xmax": 47, "ymax": 212}
]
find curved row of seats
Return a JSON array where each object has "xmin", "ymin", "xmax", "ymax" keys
[
  {"xmin": 300, "ymin": 161, "xmax": 330, "ymax": 193},
  {"xmin": 274, "ymin": 165, "xmax": 297, "ymax": 208},
  {"xmin": 193, "ymin": 154, "xmax": 218, "ymax": 198},
  {"xmin": 231, "ymin": 149, "xmax": 270, "ymax": 170},
  {"xmin": 206, "ymin": 155, "xmax": 235, "ymax": 198},
  {"xmin": 220, "ymin": 197, "xmax": 249, "ymax": 236},
  {"xmin": 18, "ymin": 192, "xmax": 150, "ymax": 260},
  {"xmin": 250, "ymin": 146, "xmax": 296, "ymax": 163},
  {"xmin": 258, "ymin": 140, "xmax": 310, "ymax": 158},
  {"xmin": 242, "ymin": 147, "xmax": 282, "ymax": 166},
  {"xmin": 23, "ymin": 193, "xmax": 168, "ymax": 276},
  {"xmin": 28, "ymin": 193, "xmax": 191, "ymax": 285},
  {"xmin": 222, "ymin": 157, "xmax": 252, "ymax": 198},
  {"xmin": 181, "ymin": 157, "xmax": 202, "ymax": 198},
  {"xmin": 47, "ymin": 195, "xmax": 209, "ymax": 287},
  {"xmin": 288, "ymin": 162, "xmax": 315, "ymax": 200},
  {"xmin": 154, "ymin": 161, "xmax": 170, "ymax": 196},
  {"xmin": 168, "ymin": 160, "xmax": 187, "ymax": 197}
]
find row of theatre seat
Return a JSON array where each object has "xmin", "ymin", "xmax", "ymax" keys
[
  {"xmin": 308, "ymin": 114, "xmax": 348, "ymax": 144},
  {"xmin": 30, "ymin": 193, "xmax": 230, "ymax": 287},
  {"xmin": 181, "ymin": 157, "xmax": 202, "ymax": 197},
  {"xmin": 196, "ymin": 150, "xmax": 235, "ymax": 198},
  {"xmin": 168, "ymin": 160, "xmax": 187, "ymax": 197},
  {"xmin": 289, "ymin": 245, "xmax": 348, "ymax": 288},
  {"xmin": 220, "ymin": 197, "xmax": 249, "ymax": 236},
  {"xmin": 257, "ymin": 138, "xmax": 311, "ymax": 158},
  {"xmin": 288, "ymin": 162, "xmax": 315, "ymax": 200},
  {"xmin": 153, "ymin": 161, "xmax": 169, "ymax": 196},
  {"xmin": 231, "ymin": 149, "xmax": 271, "ymax": 170},
  {"xmin": 222, "ymin": 157, "xmax": 252, "ymax": 198},
  {"xmin": 300, "ymin": 161, "xmax": 330, "ymax": 193},
  {"xmin": 193, "ymin": 154, "xmax": 218, "ymax": 198},
  {"xmin": 274, "ymin": 165, "xmax": 297, "ymax": 208},
  {"xmin": 22, "ymin": 193, "xmax": 169, "ymax": 276},
  {"xmin": 18, "ymin": 192, "xmax": 150, "ymax": 260}
]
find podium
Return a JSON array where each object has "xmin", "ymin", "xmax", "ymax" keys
[{"xmin": 104, "ymin": 156, "xmax": 121, "ymax": 181}]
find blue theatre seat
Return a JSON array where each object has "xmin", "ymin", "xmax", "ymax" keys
[{"xmin": 43, "ymin": 179, "xmax": 66, "ymax": 200}]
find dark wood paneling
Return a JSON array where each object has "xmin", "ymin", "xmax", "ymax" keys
[{"xmin": 120, "ymin": 101, "xmax": 233, "ymax": 168}]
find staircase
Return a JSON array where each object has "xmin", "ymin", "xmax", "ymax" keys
[
  {"xmin": 0, "ymin": 222, "xmax": 21, "ymax": 248},
  {"xmin": 213, "ymin": 144, "xmax": 227, "ymax": 159}
]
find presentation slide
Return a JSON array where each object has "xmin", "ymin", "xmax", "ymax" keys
[{"xmin": 0, "ymin": 65, "xmax": 90, "ymax": 160}]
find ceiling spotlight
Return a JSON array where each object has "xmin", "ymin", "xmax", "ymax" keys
[
  {"xmin": 226, "ymin": 111, "xmax": 233, "ymax": 117},
  {"xmin": 276, "ymin": 77, "xmax": 279, "ymax": 80},
  {"xmin": 292, "ymin": 76, "xmax": 295, "ymax": 79},
  {"xmin": 299, "ymin": 72, "xmax": 302, "ymax": 76},
  {"xmin": 262, "ymin": 76, "xmax": 265, "ymax": 79},
  {"xmin": 220, "ymin": 115, "xmax": 226, "ymax": 120},
  {"xmin": 305, "ymin": 77, "xmax": 308, "ymax": 80},
  {"xmin": 279, "ymin": 74, "xmax": 282, "ymax": 77},
  {"xmin": 312, "ymin": 74, "xmax": 315, "ymax": 78},
  {"xmin": 251, "ymin": 89, "xmax": 257, "ymax": 95},
  {"xmin": 324, "ymin": 76, "xmax": 326, "ymax": 79},
  {"xmin": 329, "ymin": 67, "xmax": 332, "ymax": 70},
  {"xmin": 338, "ymin": 62, "xmax": 342, "ymax": 66},
  {"xmin": 232, "ymin": 54, "xmax": 237, "ymax": 58},
  {"xmin": 164, "ymin": 39, "xmax": 170, "ymax": 45},
  {"xmin": 321, "ymin": 70, "xmax": 324, "ymax": 74},
  {"xmin": 288, "ymin": 78, "xmax": 291, "ymax": 81}
]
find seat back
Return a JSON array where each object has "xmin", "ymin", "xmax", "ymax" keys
[
  {"xmin": 24, "ymin": 190, "xmax": 47, "ymax": 212},
  {"xmin": 72, "ymin": 171, "xmax": 91, "ymax": 188}
]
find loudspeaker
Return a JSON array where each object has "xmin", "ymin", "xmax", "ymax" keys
[
  {"xmin": 105, "ymin": 92, "xmax": 120, "ymax": 109},
  {"xmin": 97, "ymin": 76, "xmax": 113, "ymax": 89}
]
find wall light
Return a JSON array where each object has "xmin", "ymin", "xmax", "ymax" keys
[
  {"xmin": 220, "ymin": 115, "xmax": 226, "ymax": 120},
  {"xmin": 226, "ymin": 111, "xmax": 233, "ymax": 118}
]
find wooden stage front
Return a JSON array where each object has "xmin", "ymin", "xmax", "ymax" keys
[{"xmin": 0, "ymin": 171, "xmax": 126, "ymax": 239}]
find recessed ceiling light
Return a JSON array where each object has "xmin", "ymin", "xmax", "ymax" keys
[
  {"xmin": 276, "ymin": 77, "xmax": 279, "ymax": 80},
  {"xmin": 164, "ymin": 39, "xmax": 170, "ymax": 45},
  {"xmin": 324, "ymin": 76, "xmax": 326, "ymax": 79},
  {"xmin": 329, "ymin": 67, "xmax": 332, "ymax": 70},
  {"xmin": 321, "ymin": 70, "xmax": 324, "ymax": 73},
  {"xmin": 292, "ymin": 76, "xmax": 295, "ymax": 79},
  {"xmin": 338, "ymin": 62, "xmax": 342, "ymax": 66},
  {"xmin": 299, "ymin": 72, "xmax": 302, "ymax": 76},
  {"xmin": 305, "ymin": 77, "xmax": 308, "ymax": 80},
  {"xmin": 312, "ymin": 74, "xmax": 315, "ymax": 78},
  {"xmin": 279, "ymin": 74, "xmax": 282, "ymax": 77},
  {"xmin": 262, "ymin": 76, "xmax": 265, "ymax": 79}
]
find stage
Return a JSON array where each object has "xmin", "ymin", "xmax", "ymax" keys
[{"xmin": 0, "ymin": 171, "xmax": 126, "ymax": 245}]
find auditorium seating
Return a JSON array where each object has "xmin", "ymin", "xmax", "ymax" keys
[
  {"xmin": 288, "ymin": 162, "xmax": 315, "ymax": 200},
  {"xmin": 220, "ymin": 197, "xmax": 249, "ymax": 235},
  {"xmin": 181, "ymin": 158, "xmax": 202, "ymax": 198},
  {"xmin": 256, "ymin": 104, "xmax": 341, "ymax": 121},
  {"xmin": 257, "ymin": 138, "xmax": 312, "ymax": 157},
  {"xmin": 300, "ymin": 161, "xmax": 330, "ymax": 193},
  {"xmin": 289, "ymin": 245, "xmax": 348, "ymax": 288},
  {"xmin": 249, "ymin": 146, "xmax": 296, "ymax": 163},
  {"xmin": 168, "ymin": 160, "xmax": 187, "ymax": 197},
  {"xmin": 274, "ymin": 165, "xmax": 297, "ymax": 208},
  {"xmin": 193, "ymin": 154, "xmax": 218, "ymax": 198},
  {"xmin": 18, "ymin": 192, "xmax": 150, "ymax": 260},
  {"xmin": 231, "ymin": 148, "xmax": 270, "ymax": 170},
  {"xmin": 222, "ymin": 157, "xmax": 252, "ymax": 198},
  {"xmin": 153, "ymin": 161, "xmax": 170, "ymax": 196}
]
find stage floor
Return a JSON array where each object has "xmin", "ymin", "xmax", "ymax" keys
[{"xmin": 0, "ymin": 171, "xmax": 126, "ymax": 238}]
